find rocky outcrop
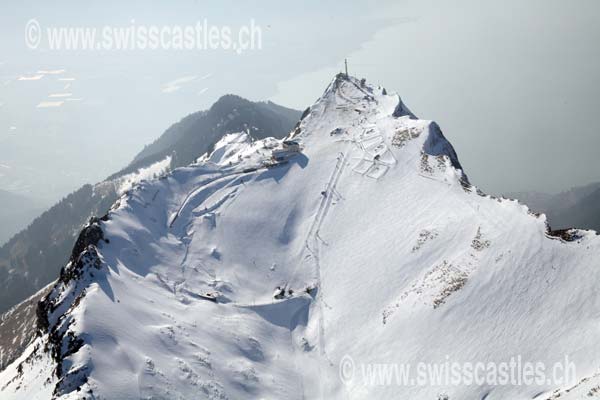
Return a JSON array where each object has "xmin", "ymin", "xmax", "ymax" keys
[{"xmin": 31, "ymin": 217, "xmax": 108, "ymax": 397}]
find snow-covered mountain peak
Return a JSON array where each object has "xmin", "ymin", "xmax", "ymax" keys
[
  {"xmin": 291, "ymin": 74, "xmax": 468, "ymax": 188},
  {"xmin": 293, "ymin": 74, "xmax": 413, "ymax": 138},
  {"xmin": 2, "ymin": 76, "xmax": 600, "ymax": 400}
]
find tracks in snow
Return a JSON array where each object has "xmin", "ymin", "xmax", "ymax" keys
[
  {"xmin": 169, "ymin": 170, "xmax": 245, "ymax": 231},
  {"xmin": 169, "ymin": 161, "xmax": 280, "ymax": 233},
  {"xmin": 295, "ymin": 147, "xmax": 349, "ymax": 399}
]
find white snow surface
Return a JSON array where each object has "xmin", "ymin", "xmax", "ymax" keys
[
  {"xmin": 2, "ymin": 76, "xmax": 600, "ymax": 400},
  {"xmin": 115, "ymin": 156, "xmax": 172, "ymax": 195}
]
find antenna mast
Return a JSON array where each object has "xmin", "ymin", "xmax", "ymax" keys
[{"xmin": 344, "ymin": 58, "xmax": 349, "ymax": 78}]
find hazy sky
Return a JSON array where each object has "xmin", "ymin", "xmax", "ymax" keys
[{"xmin": 1, "ymin": 0, "xmax": 599, "ymax": 205}]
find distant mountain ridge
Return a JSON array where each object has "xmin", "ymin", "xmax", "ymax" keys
[
  {"xmin": 508, "ymin": 181, "xmax": 600, "ymax": 232},
  {"xmin": 127, "ymin": 96, "xmax": 301, "ymax": 174}
]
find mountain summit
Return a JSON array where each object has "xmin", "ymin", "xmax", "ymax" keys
[{"xmin": 1, "ymin": 75, "xmax": 599, "ymax": 399}]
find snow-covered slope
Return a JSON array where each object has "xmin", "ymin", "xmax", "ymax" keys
[
  {"xmin": 0, "ymin": 95, "xmax": 299, "ymax": 319},
  {"xmin": 2, "ymin": 75, "xmax": 600, "ymax": 399}
]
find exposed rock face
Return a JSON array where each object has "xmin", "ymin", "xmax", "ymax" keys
[
  {"xmin": 68, "ymin": 216, "xmax": 106, "ymax": 265},
  {"xmin": 33, "ymin": 217, "xmax": 107, "ymax": 397}
]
